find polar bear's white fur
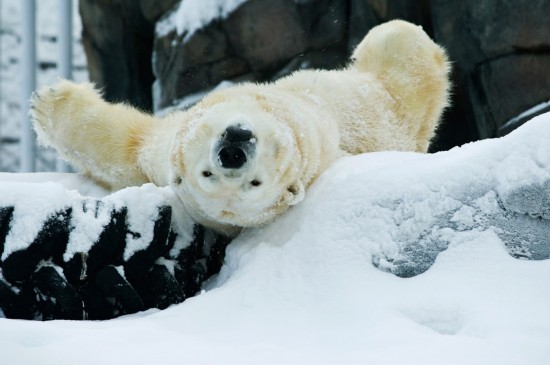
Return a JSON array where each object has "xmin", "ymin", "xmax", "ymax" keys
[{"xmin": 31, "ymin": 20, "xmax": 450, "ymax": 236}]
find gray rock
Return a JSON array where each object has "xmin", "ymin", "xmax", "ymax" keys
[
  {"xmin": 347, "ymin": 0, "xmax": 379, "ymax": 53},
  {"xmin": 469, "ymin": 54, "xmax": 550, "ymax": 138},
  {"xmin": 433, "ymin": 0, "xmax": 550, "ymax": 74},
  {"xmin": 152, "ymin": 0, "xmax": 354, "ymax": 112},
  {"xmin": 296, "ymin": 0, "xmax": 347, "ymax": 50},
  {"xmin": 499, "ymin": 101, "xmax": 550, "ymax": 136},
  {"xmin": 140, "ymin": 0, "xmax": 179, "ymax": 23},
  {"xmin": 432, "ymin": 0, "xmax": 550, "ymax": 140},
  {"xmin": 152, "ymin": 22, "xmax": 244, "ymax": 110},
  {"xmin": 223, "ymin": 0, "xmax": 308, "ymax": 71},
  {"xmin": 348, "ymin": 0, "xmax": 432, "ymax": 52},
  {"xmin": 79, "ymin": 0, "xmax": 155, "ymax": 111}
]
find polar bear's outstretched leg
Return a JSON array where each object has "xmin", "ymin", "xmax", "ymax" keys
[
  {"xmin": 351, "ymin": 20, "xmax": 451, "ymax": 152},
  {"xmin": 30, "ymin": 80, "xmax": 154, "ymax": 189}
]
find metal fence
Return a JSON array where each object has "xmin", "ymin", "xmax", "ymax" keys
[
  {"xmin": 20, "ymin": 0, "xmax": 72, "ymax": 172},
  {"xmin": 0, "ymin": 0, "xmax": 78, "ymax": 173}
]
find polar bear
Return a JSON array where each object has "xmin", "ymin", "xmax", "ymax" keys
[{"xmin": 31, "ymin": 20, "xmax": 450, "ymax": 236}]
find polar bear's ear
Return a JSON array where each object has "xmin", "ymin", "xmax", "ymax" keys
[{"xmin": 285, "ymin": 181, "xmax": 305, "ymax": 206}]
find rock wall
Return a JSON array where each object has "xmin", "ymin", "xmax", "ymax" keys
[
  {"xmin": 432, "ymin": 0, "xmax": 550, "ymax": 140},
  {"xmin": 79, "ymin": 0, "xmax": 158, "ymax": 111},
  {"xmin": 79, "ymin": 0, "xmax": 550, "ymax": 150}
]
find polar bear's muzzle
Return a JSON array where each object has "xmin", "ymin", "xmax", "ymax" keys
[{"xmin": 215, "ymin": 123, "xmax": 256, "ymax": 170}]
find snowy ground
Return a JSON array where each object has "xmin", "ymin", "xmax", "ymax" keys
[
  {"xmin": 0, "ymin": 0, "xmax": 87, "ymax": 172},
  {"xmin": 0, "ymin": 112, "xmax": 548, "ymax": 364},
  {"xmin": 0, "ymin": 1, "xmax": 549, "ymax": 362}
]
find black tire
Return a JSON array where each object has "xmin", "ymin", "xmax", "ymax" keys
[{"xmin": 0, "ymin": 185, "xmax": 231, "ymax": 320}]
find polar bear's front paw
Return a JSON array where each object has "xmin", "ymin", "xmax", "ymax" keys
[{"xmin": 30, "ymin": 80, "xmax": 102, "ymax": 147}]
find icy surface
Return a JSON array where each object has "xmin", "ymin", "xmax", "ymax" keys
[
  {"xmin": 156, "ymin": 0, "xmax": 249, "ymax": 40},
  {"xmin": 0, "ymin": 113, "xmax": 549, "ymax": 364}
]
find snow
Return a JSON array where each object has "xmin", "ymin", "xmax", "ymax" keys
[
  {"xmin": 156, "ymin": 0, "xmax": 249, "ymax": 40},
  {"xmin": 0, "ymin": 181, "xmax": 76, "ymax": 259},
  {"xmin": 114, "ymin": 184, "xmax": 186, "ymax": 261},
  {"xmin": 64, "ymin": 198, "xmax": 116, "ymax": 263},
  {"xmin": 0, "ymin": 175, "xmax": 193, "ymax": 263},
  {"xmin": 0, "ymin": 112, "xmax": 548, "ymax": 363},
  {"xmin": 0, "ymin": 172, "xmax": 108, "ymax": 197}
]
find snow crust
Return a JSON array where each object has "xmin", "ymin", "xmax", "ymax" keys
[
  {"xmin": 1, "ymin": 113, "xmax": 550, "ymax": 364},
  {"xmin": 156, "ymin": 0, "xmax": 249, "ymax": 40}
]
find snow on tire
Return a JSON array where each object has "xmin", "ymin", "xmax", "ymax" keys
[{"xmin": 0, "ymin": 183, "xmax": 231, "ymax": 320}]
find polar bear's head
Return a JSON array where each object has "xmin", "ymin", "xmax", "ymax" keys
[{"xmin": 169, "ymin": 96, "xmax": 305, "ymax": 232}]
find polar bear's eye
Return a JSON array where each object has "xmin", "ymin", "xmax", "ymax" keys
[
  {"xmin": 174, "ymin": 176, "xmax": 182, "ymax": 185},
  {"xmin": 202, "ymin": 171, "xmax": 213, "ymax": 177},
  {"xmin": 250, "ymin": 180, "xmax": 262, "ymax": 187}
]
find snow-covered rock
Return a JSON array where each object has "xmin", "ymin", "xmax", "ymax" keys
[
  {"xmin": 152, "ymin": 0, "xmax": 348, "ymax": 113},
  {"xmin": 156, "ymin": 0, "xmax": 249, "ymax": 39}
]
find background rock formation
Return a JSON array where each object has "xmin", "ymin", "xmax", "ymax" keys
[{"xmin": 79, "ymin": 0, "xmax": 550, "ymax": 151}]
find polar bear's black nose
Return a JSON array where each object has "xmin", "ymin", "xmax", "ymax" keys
[
  {"xmin": 217, "ymin": 124, "xmax": 255, "ymax": 169},
  {"xmin": 223, "ymin": 124, "xmax": 253, "ymax": 143},
  {"xmin": 218, "ymin": 146, "xmax": 247, "ymax": 168}
]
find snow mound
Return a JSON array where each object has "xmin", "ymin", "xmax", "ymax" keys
[{"xmin": 1, "ymin": 113, "xmax": 549, "ymax": 364}]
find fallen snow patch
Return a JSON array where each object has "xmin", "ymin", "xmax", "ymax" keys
[{"xmin": 156, "ymin": 0, "xmax": 249, "ymax": 40}]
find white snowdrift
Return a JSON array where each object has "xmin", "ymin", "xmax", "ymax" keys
[{"xmin": 1, "ymin": 112, "xmax": 549, "ymax": 364}]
